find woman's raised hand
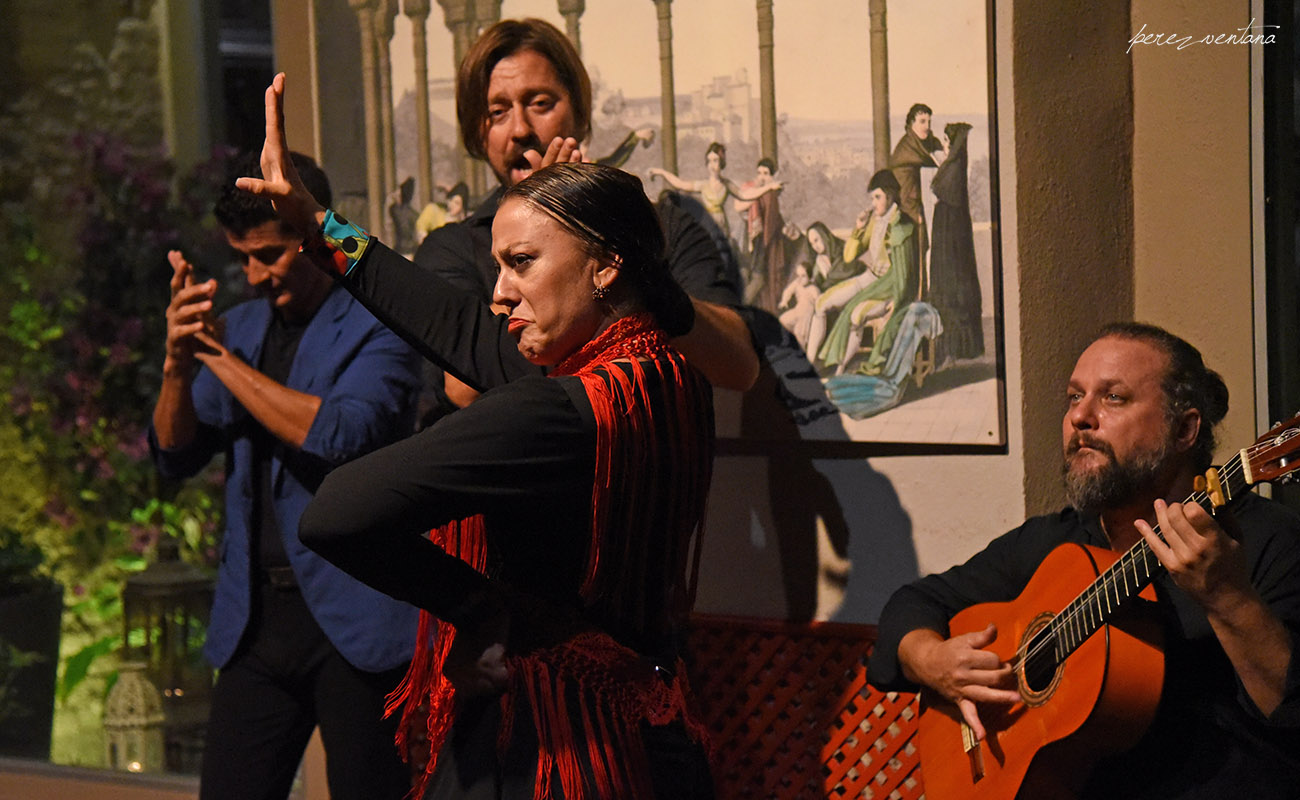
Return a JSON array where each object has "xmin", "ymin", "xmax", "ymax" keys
[{"xmin": 234, "ymin": 73, "xmax": 324, "ymax": 236}]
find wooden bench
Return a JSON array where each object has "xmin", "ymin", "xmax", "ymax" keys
[{"xmin": 686, "ymin": 614, "xmax": 924, "ymax": 800}]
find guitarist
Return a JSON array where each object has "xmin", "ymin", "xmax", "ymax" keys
[{"xmin": 868, "ymin": 323, "xmax": 1300, "ymax": 798}]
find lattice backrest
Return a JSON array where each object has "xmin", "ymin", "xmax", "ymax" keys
[{"xmin": 686, "ymin": 614, "xmax": 924, "ymax": 800}]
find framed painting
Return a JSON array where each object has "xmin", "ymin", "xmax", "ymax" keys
[{"xmin": 393, "ymin": 0, "xmax": 1005, "ymax": 446}]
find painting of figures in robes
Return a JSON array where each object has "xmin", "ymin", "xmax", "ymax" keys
[{"xmin": 390, "ymin": 0, "xmax": 1003, "ymax": 446}]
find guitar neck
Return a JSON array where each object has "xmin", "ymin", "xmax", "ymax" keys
[{"xmin": 1049, "ymin": 452, "xmax": 1252, "ymax": 660}]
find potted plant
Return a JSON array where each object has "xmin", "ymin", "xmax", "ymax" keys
[{"xmin": 0, "ymin": 525, "xmax": 63, "ymax": 760}]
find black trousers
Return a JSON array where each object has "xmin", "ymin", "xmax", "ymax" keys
[{"xmin": 199, "ymin": 581, "xmax": 411, "ymax": 800}]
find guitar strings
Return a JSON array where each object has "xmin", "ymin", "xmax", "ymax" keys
[{"xmin": 1009, "ymin": 447, "xmax": 1260, "ymax": 673}]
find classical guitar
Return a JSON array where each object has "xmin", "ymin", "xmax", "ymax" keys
[{"xmin": 915, "ymin": 413, "xmax": 1300, "ymax": 800}]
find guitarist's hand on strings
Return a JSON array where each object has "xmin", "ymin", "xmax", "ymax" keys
[
  {"xmin": 1136, "ymin": 499, "xmax": 1252, "ymax": 612},
  {"xmin": 898, "ymin": 624, "xmax": 1021, "ymax": 741}
]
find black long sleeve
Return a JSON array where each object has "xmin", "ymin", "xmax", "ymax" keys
[
  {"xmin": 299, "ymin": 374, "xmax": 595, "ymax": 627},
  {"xmin": 338, "ymin": 237, "xmax": 538, "ymax": 393}
]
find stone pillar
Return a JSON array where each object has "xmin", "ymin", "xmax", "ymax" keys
[
  {"xmin": 155, "ymin": 0, "xmax": 216, "ymax": 171},
  {"xmin": 868, "ymin": 0, "xmax": 890, "ymax": 172},
  {"xmin": 557, "ymin": 0, "xmax": 585, "ymax": 55},
  {"xmin": 472, "ymin": 0, "xmax": 501, "ymax": 30},
  {"xmin": 376, "ymin": 0, "xmax": 399, "ymax": 201},
  {"xmin": 755, "ymin": 0, "xmax": 776, "ymax": 161},
  {"xmin": 652, "ymin": 0, "xmax": 678, "ymax": 173},
  {"xmin": 436, "ymin": 0, "xmax": 475, "ymax": 189},
  {"xmin": 348, "ymin": 0, "xmax": 386, "ymax": 237},
  {"xmin": 457, "ymin": 1, "xmax": 500, "ymax": 195},
  {"xmin": 404, "ymin": 0, "xmax": 435, "ymax": 208},
  {"xmin": 1014, "ymin": 0, "xmax": 1134, "ymax": 514},
  {"xmin": 437, "ymin": 0, "xmax": 473, "ymax": 62}
]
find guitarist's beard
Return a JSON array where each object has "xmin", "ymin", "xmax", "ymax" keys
[{"xmin": 1062, "ymin": 432, "xmax": 1174, "ymax": 515}]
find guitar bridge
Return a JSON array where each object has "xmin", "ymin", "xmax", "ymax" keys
[{"xmin": 961, "ymin": 721, "xmax": 986, "ymax": 781}]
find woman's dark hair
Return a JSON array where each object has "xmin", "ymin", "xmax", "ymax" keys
[
  {"xmin": 1095, "ymin": 322, "xmax": 1230, "ymax": 470},
  {"xmin": 705, "ymin": 141, "xmax": 727, "ymax": 170},
  {"xmin": 906, "ymin": 102, "xmax": 933, "ymax": 127},
  {"xmin": 943, "ymin": 121, "xmax": 973, "ymax": 147},
  {"xmin": 446, "ymin": 181, "xmax": 470, "ymax": 207},
  {"xmin": 504, "ymin": 163, "xmax": 669, "ymax": 310},
  {"xmin": 805, "ymin": 221, "xmax": 841, "ymax": 259},
  {"xmin": 456, "ymin": 18, "xmax": 592, "ymax": 160}
]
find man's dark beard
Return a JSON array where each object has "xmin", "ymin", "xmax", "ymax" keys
[{"xmin": 1062, "ymin": 433, "xmax": 1173, "ymax": 514}]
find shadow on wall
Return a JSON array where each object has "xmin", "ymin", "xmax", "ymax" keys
[{"xmin": 695, "ymin": 310, "xmax": 918, "ymax": 624}]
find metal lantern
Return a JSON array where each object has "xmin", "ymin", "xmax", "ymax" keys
[
  {"xmin": 103, "ymin": 661, "xmax": 165, "ymax": 772},
  {"xmin": 121, "ymin": 536, "xmax": 214, "ymax": 773}
]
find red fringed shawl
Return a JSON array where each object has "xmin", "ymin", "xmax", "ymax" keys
[{"xmin": 389, "ymin": 313, "xmax": 714, "ymax": 799}]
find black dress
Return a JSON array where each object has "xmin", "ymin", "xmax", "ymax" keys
[
  {"xmin": 927, "ymin": 123, "xmax": 985, "ymax": 363},
  {"xmin": 298, "ymin": 234, "xmax": 716, "ymax": 799}
]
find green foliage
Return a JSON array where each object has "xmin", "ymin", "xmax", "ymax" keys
[
  {"xmin": 56, "ymin": 635, "xmax": 118, "ymax": 706},
  {"xmin": 127, "ymin": 496, "xmax": 220, "ymax": 558},
  {"xmin": 0, "ymin": 11, "xmax": 239, "ymax": 767}
]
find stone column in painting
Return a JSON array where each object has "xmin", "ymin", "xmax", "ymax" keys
[
  {"xmin": 869, "ymin": 0, "xmax": 890, "ymax": 171},
  {"xmin": 652, "ymin": 0, "xmax": 678, "ymax": 173},
  {"xmin": 557, "ymin": 0, "xmax": 585, "ymax": 55},
  {"xmin": 403, "ymin": 0, "xmax": 435, "ymax": 208},
  {"xmin": 473, "ymin": 0, "xmax": 501, "ymax": 29},
  {"xmin": 755, "ymin": 0, "xmax": 777, "ymax": 164},
  {"xmin": 437, "ymin": 0, "xmax": 475, "ymax": 189},
  {"xmin": 376, "ymin": 0, "xmax": 399, "ymax": 200},
  {"xmin": 348, "ymin": 0, "xmax": 386, "ymax": 237},
  {"xmin": 437, "ymin": 0, "xmax": 473, "ymax": 62},
  {"xmin": 465, "ymin": 0, "xmax": 501, "ymax": 196}
]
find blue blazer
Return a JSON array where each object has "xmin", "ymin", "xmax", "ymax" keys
[{"xmin": 150, "ymin": 286, "xmax": 422, "ymax": 671}]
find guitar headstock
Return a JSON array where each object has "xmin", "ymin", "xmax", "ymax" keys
[{"xmin": 1243, "ymin": 411, "xmax": 1300, "ymax": 486}]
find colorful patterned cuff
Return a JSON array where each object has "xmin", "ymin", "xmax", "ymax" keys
[{"xmin": 301, "ymin": 210, "xmax": 371, "ymax": 277}]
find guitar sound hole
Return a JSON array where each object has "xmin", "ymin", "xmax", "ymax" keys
[{"xmin": 1021, "ymin": 626, "xmax": 1060, "ymax": 694}]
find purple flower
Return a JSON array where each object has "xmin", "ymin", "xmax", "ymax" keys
[
  {"xmin": 118, "ymin": 317, "xmax": 144, "ymax": 346},
  {"xmin": 120, "ymin": 433, "xmax": 149, "ymax": 461},
  {"xmin": 9, "ymin": 385, "xmax": 32, "ymax": 417},
  {"xmin": 99, "ymin": 139, "xmax": 127, "ymax": 176},
  {"xmin": 128, "ymin": 525, "xmax": 158, "ymax": 555},
  {"xmin": 108, "ymin": 342, "xmax": 131, "ymax": 367},
  {"xmin": 43, "ymin": 498, "xmax": 76, "ymax": 528}
]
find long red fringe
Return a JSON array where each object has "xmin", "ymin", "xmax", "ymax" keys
[
  {"xmin": 387, "ymin": 515, "xmax": 487, "ymax": 799},
  {"xmin": 389, "ymin": 313, "xmax": 713, "ymax": 800}
]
